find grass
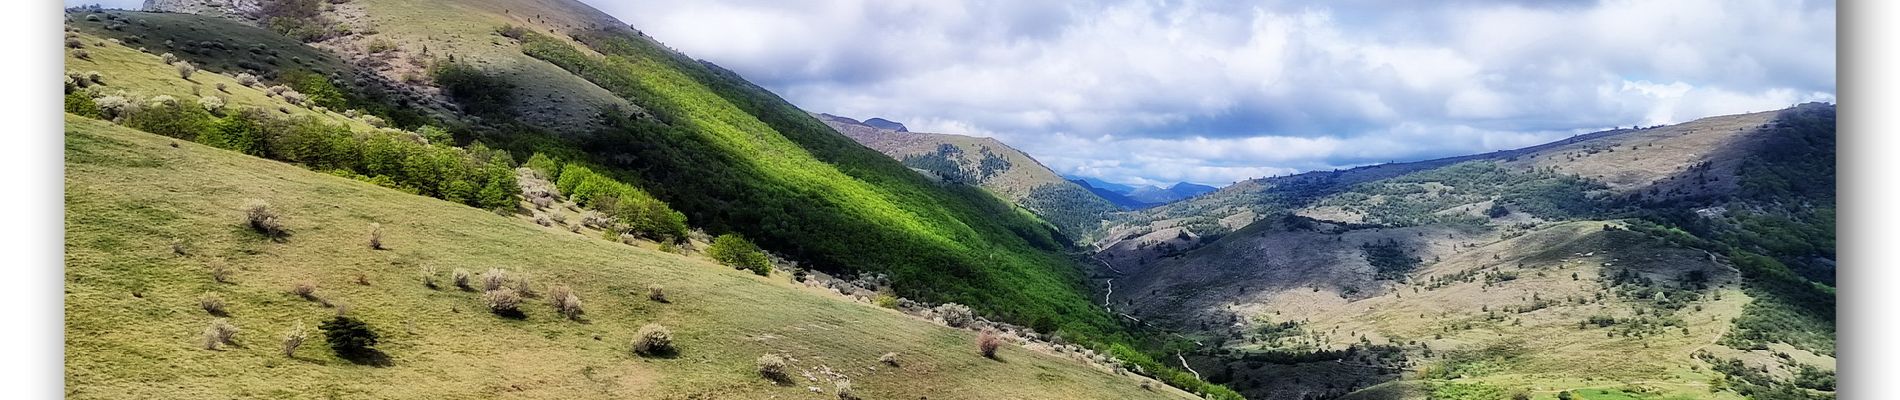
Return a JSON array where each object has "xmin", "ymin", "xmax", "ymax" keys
[{"xmin": 62, "ymin": 114, "xmax": 1187, "ymax": 399}]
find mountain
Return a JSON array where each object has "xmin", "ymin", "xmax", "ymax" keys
[
  {"xmin": 815, "ymin": 113, "xmax": 1124, "ymax": 239},
  {"xmin": 1126, "ymin": 182, "xmax": 1217, "ymax": 204},
  {"xmin": 1091, "ymin": 104, "xmax": 1836, "ymax": 399},
  {"xmin": 862, "ymin": 117, "xmax": 909, "ymax": 132},
  {"xmin": 1068, "ymin": 178, "xmax": 1160, "ymax": 209},
  {"xmin": 1070, "ymin": 176, "xmax": 1140, "ymax": 194},
  {"xmin": 65, "ymin": 2, "xmax": 1240, "ymax": 398}
]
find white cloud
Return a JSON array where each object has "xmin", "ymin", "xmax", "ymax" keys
[{"xmin": 579, "ymin": 0, "xmax": 1835, "ymax": 186}]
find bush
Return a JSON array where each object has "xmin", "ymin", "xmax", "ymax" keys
[
  {"xmin": 452, "ymin": 268, "xmax": 472, "ymax": 290},
  {"xmin": 281, "ymin": 322, "xmax": 309, "ymax": 357},
  {"xmin": 199, "ymin": 292, "xmax": 227, "ymax": 315},
  {"xmin": 419, "ymin": 266, "xmax": 439, "ymax": 289},
  {"xmin": 209, "ymin": 261, "xmax": 232, "ymax": 283},
  {"xmin": 368, "ymin": 222, "xmax": 384, "ymax": 249},
  {"xmin": 319, "ymin": 316, "xmax": 379, "ymax": 357},
  {"xmin": 549, "ymin": 284, "xmax": 583, "ymax": 320},
  {"xmin": 124, "ymin": 95, "xmax": 215, "ymax": 140},
  {"xmin": 197, "ymin": 96, "xmax": 225, "ymax": 114},
  {"xmin": 244, "ymin": 200, "xmax": 288, "ymax": 238},
  {"xmin": 511, "ymin": 271, "xmax": 537, "ymax": 298},
  {"xmin": 526, "ymin": 152, "xmax": 560, "ymax": 178},
  {"xmin": 879, "ymin": 352, "xmax": 899, "ymax": 367},
  {"xmin": 977, "ymin": 329, "xmax": 1003, "ymax": 358},
  {"xmin": 202, "ymin": 318, "xmax": 239, "ymax": 350},
  {"xmin": 937, "ymin": 303, "xmax": 974, "ymax": 328},
  {"xmin": 756, "ymin": 354, "xmax": 789, "ymax": 381},
  {"xmin": 71, "ymin": 49, "xmax": 89, "ymax": 60},
  {"xmin": 483, "ymin": 288, "xmax": 522, "ymax": 315},
  {"xmin": 236, "ymin": 73, "xmax": 259, "ymax": 87},
  {"xmin": 835, "ymin": 380, "xmax": 857, "ymax": 400},
  {"xmin": 647, "ymin": 284, "xmax": 667, "ymax": 302},
  {"xmin": 633, "ymin": 323, "xmax": 673, "ymax": 356},
  {"xmin": 176, "ymin": 61, "xmax": 197, "ymax": 80},
  {"xmin": 708, "ymin": 234, "xmax": 771, "ymax": 276},
  {"xmin": 160, "ymin": 52, "xmax": 177, "ymax": 64},
  {"xmin": 482, "ymin": 268, "xmax": 508, "ymax": 291},
  {"xmin": 291, "ymin": 280, "xmax": 317, "ymax": 300},
  {"xmin": 431, "ymin": 61, "xmax": 511, "ymax": 116},
  {"xmin": 65, "ymin": 92, "xmax": 102, "ymax": 118}
]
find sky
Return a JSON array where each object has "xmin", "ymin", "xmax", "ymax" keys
[
  {"xmin": 72, "ymin": 0, "xmax": 1836, "ymax": 187},
  {"xmin": 583, "ymin": 0, "xmax": 1835, "ymax": 186}
]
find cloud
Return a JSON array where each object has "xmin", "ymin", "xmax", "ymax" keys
[{"xmin": 601, "ymin": 1, "xmax": 1829, "ymax": 185}]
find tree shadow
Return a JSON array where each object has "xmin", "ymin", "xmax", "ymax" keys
[
  {"xmin": 491, "ymin": 309, "xmax": 527, "ymax": 320},
  {"xmin": 337, "ymin": 348, "xmax": 393, "ymax": 367}
]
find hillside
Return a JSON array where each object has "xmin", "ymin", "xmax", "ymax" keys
[
  {"xmin": 67, "ymin": 1, "xmax": 1242, "ymax": 397},
  {"xmin": 816, "ymin": 113, "xmax": 1125, "ymax": 240},
  {"xmin": 1095, "ymin": 106, "xmax": 1837, "ymax": 399},
  {"xmin": 63, "ymin": 114, "xmax": 1187, "ymax": 399}
]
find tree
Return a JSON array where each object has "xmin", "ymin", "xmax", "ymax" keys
[{"xmin": 319, "ymin": 316, "xmax": 379, "ymax": 357}]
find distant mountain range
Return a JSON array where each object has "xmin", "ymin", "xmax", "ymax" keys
[{"xmin": 1063, "ymin": 177, "xmax": 1217, "ymax": 208}]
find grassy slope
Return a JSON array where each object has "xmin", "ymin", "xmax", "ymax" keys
[
  {"xmin": 817, "ymin": 114, "xmax": 1123, "ymax": 239},
  {"xmin": 508, "ymin": 25, "xmax": 1120, "ymax": 336},
  {"xmin": 62, "ymin": 29, "xmax": 374, "ymax": 132},
  {"xmin": 63, "ymin": 114, "xmax": 1187, "ymax": 400}
]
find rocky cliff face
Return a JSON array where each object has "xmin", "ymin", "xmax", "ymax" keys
[{"xmin": 142, "ymin": 0, "xmax": 258, "ymax": 22}]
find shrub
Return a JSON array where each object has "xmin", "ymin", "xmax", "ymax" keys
[
  {"xmin": 511, "ymin": 271, "xmax": 537, "ymax": 298},
  {"xmin": 367, "ymin": 38, "xmax": 396, "ymax": 53},
  {"xmin": 209, "ymin": 261, "xmax": 232, "ymax": 283},
  {"xmin": 198, "ymin": 292, "xmax": 227, "ymax": 315},
  {"xmin": 236, "ymin": 73, "xmax": 259, "ymax": 87},
  {"xmin": 215, "ymin": 82, "xmax": 228, "ymax": 92},
  {"xmin": 368, "ymin": 222, "xmax": 384, "ymax": 249},
  {"xmin": 160, "ymin": 52, "xmax": 178, "ymax": 64},
  {"xmin": 319, "ymin": 316, "xmax": 379, "ymax": 357},
  {"xmin": 708, "ymin": 234, "xmax": 771, "ymax": 276},
  {"xmin": 93, "ymin": 94, "xmax": 134, "ymax": 120},
  {"xmin": 202, "ymin": 318, "xmax": 239, "ymax": 350},
  {"xmin": 647, "ymin": 284, "xmax": 667, "ymax": 303},
  {"xmin": 879, "ymin": 352, "xmax": 899, "ymax": 367},
  {"xmin": 176, "ymin": 61, "xmax": 197, "ymax": 80},
  {"xmin": 244, "ymin": 200, "xmax": 288, "ymax": 238},
  {"xmin": 197, "ymin": 96, "xmax": 225, "ymax": 114},
  {"xmin": 756, "ymin": 354, "xmax": 789, "ymax": 381},
  {"xmin": 419, "ymin": 266, "xmax": 439, "ymax": 289},
  {"xmin": 282, "ymin": 322, "xmax": 308, "ymax": 357},
  {"xmin": 549, "ymin": 284, "xmax": 583, "ymax": 320},
  {"xmin": 452, "ymin": 268, "xmax": 472, "ymax": 290},
  {"xmin": 65, "ymin": 37, "xmax": 84, "ymax": 48},
  {"xmin": 977, "ymin": 329, "xmax": 1003, "ymax": 358},
  {"xmin": 71, "ymin": 49, "xmax": 89, "ymax": 60},
  {"xmin": 124, "ymin": 94, "xmax": 215, "ymax": 140},
  {"xmin": 632, "ymin": 323, "xmax": 673, "ymax": 356},
  {"xmin": 835, "ymin": 380, "xmax": 857, "ymax": 400},
  {"xmin": 937, "ymin": 303, "xmax": 974, "ymax": 328},
  {"xmin": 65, "ymin": 92, "xmax": 102, "ymax": 118},
  {"xmin": 291, "ymin": 280, "xmax": 317, "ymax": 300},
  {"xmin": 482, "ymin": 268, "xmax": 508, "ymax": 291},
  {"xmin": 483, "ymin": 288, "xmax": 522, "ymax": 315},
  {"xmin": 526, "ymin": 153, "xmax": 560, "ymax": 178},
  {"xmin": 873, "ymin": 293, "xmax": 898, "ymax": 308}
]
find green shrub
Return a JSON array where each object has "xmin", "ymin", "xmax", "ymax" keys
[
  {"xmin": 526, "ymin": 152, "xmax": 560, "ymax": 178},
  {"xmin": 65, "ymin": 92, "xmax": 102, "ymax": 118},
  {"xmin": 123, "ymin": 96, "xmax": 214, "ymax": 140},
  {"xmin": 281, "ymin": 69, "xmax": 347, "ymax": 110},
  {"xmin": 318, "ymin": 316, "xmax": 379, "ymax": 357},
  {"xmin": 708, "ymin": 234, "xmax": 771, "ymax": 276}
]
